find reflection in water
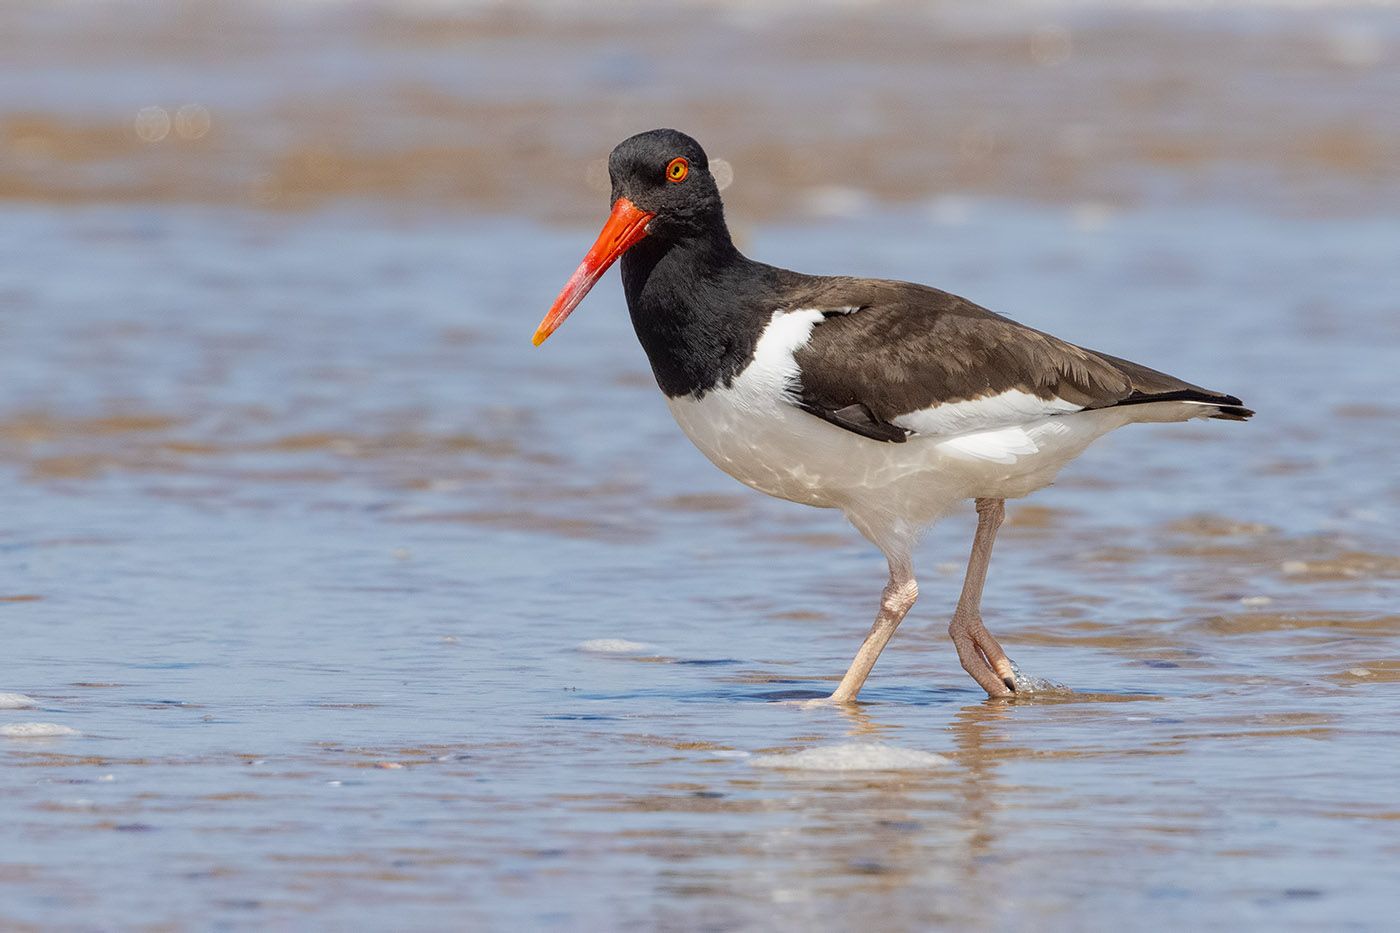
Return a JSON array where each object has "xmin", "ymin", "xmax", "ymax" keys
[
  {"xmin": 832, "ymin": 700, "xmax": 881, "ymax": 739},
  {"xmin": 950, "ymin": 702, "xmax": 1015, "ymax": 870}
]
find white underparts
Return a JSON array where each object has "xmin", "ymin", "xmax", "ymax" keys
[{"xmin": 665, "ymin": 308, "xmax": 1213, "ymax": 561}]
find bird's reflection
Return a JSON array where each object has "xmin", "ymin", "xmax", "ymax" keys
[
  {"xmin": 947, "ymin": 700, "xmax": 1018, "ymax": 864},
  {"xmin": 751, "ymin": 694, "xmax": 1021, "ymax": 914},
  {"xmin": 828, "ymin": 698, "xmax": 885, "ymax": 737}
]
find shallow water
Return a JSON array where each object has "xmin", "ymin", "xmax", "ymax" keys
[
  {"xmin": 5, "ymin": 2, "xmax": 1400, "ymax": 930},
  {"xmin": 5, "ymin": 197, "xmax": 1398, "ymax": 929}
]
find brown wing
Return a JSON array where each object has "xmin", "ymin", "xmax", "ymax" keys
[{"xmin": 787, "ymin": 277, "xmax": 1250, "ymax": 442}]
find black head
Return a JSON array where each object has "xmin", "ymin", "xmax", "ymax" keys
[
  {"xmin": 533, "ymin": 129, "xmax": 732, "ymax": 345},
  {"xmin": 607, "ymin": 129, "xmax": 725, "ymax": 240}
]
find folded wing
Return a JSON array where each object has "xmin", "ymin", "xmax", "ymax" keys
[{"xmin": 786, "ymin": 277, "xmax": 1251, "ymax": 443}]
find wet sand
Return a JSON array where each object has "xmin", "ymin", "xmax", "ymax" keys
[
  {"xmin": 2, "ymin": 2, "xmax": 1397, "ymax": 219},
  {"xmin": 3, "ymin": 2, "xmax": 1400, "ymax": 930}
]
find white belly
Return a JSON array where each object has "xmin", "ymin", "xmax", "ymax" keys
[{"xmin": 667, "ymin": 387, "xmax": 1124, "ymax": 517}]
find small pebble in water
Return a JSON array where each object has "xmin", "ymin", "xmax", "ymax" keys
[
  {"xmin": 0, "ymin": 692, "xmax": 38, "ymax": 709},
  {"xmin": 1240, "ymin": 596, "xmax": 1273, "ymax": 607},
  {"xmin": 1, "ymin": 722, "xmax": 79, "ymax": 738}
]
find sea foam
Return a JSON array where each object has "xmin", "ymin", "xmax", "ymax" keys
[
  {"xmin": 752, "ymin": 743, "xmax": 949, "ymax": 772},
  {"xmin": 577, "ymin": 639, "xmax": 655, "ymax": 655},
  {"xmin": 1, "ymin": 723, "xmax": 79, "ymax": 738}
]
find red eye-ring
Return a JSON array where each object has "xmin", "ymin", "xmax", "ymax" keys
[{"xmin": 665, "ymin": 157, "xmax": 689, "ymax": 183}]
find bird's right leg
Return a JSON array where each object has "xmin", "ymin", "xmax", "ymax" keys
[
  {"xmin": 829, "ymin": 558, "xmax": 918, "ymax": 704},
  {"xmin": 948, "ymin": 497, "xmax": 1017, "ymax": 698}
]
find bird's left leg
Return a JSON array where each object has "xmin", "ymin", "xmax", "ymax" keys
[
  {"xmin": 828, "ymin": 557, "xmax": 918, "ymax": 704},
  {"xmin": 948, "ymin": 497, "xmax": 1017, "ymax": 698}
]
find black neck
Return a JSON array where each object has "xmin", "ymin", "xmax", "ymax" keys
[{"xmin": 621, "ymin": 228, "xmax": 789, "ymax": 398}]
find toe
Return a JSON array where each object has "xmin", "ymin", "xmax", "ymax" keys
[
  {"xmin": 972, "ymin": 631, "xmax": 1016, "ymax": 693},
  {"xmin": 986, "ymin": 649, "xmax": 1017, "ymax": 692},
  {"xmin": 952, "ymin": 634, "xmax": 1014, "ymax": 698}
]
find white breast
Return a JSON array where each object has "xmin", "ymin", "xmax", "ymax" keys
[{"xmin": 666, "ymin": 309, "xmax": 844, "ymax": 507}]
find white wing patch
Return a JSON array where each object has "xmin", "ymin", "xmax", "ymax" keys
[
  {"xmin": 940, "ymin": 418, "xmax": 1074, "ymax": 464},
  {"xmin": 729, "ymin": 309, "xmax": 826, "ymax": 407},
  {"xmin": 893, "ymin": 389, "xmax": 1082, "ymax": 437}
]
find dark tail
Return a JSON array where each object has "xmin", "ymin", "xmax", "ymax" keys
[
  {"xmin": 1110, "ymin": 389, "xmax": 1254, "ymax": 421},
  {"xmin": 1085, "ymin": 351, "xmax": 1254, "ymax": 422}
]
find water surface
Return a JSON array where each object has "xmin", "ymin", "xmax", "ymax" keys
[
  {"xmin": 4, "ymin": 200, "xmax": 1398, "ymax": 929},
  {"xmin": 3, "ymin": 2, "xmax": 1400, "ymax": 930}
]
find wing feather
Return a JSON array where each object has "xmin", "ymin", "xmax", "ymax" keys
[{"xmin": 785, "ymin": 277, "xmax": 1249, "ymax": 441}]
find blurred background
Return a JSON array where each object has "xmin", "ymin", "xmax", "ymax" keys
[
  {"xmin": 3, "ymin": 2, "xmax": 1399, "ymax": 930},
  {"xmin": 3, "ymin": 1, "xmax": 1397, "ymax": 218}
]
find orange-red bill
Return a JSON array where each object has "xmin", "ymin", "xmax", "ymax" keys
[{"xmin": 532, "ymin": 198, "xmax": 655, "ymax": 346}]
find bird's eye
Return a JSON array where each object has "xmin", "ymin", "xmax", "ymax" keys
[{"xmin": 665, "ymin": 157, "xmax": 689, "ymax": 183}]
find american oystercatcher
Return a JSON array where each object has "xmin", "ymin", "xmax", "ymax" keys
[{"xmin": 533, "ymin": 129, "xmax": 1252, "ymax": 701}]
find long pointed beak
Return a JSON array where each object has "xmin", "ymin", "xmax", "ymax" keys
[{"xmin": 532, "ymin": 198, "xmax": 654, "ymax": 346}]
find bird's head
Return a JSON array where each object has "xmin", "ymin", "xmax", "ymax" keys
[{"xmin": 532, "ymin": 129, "xmax": 723, "ymax": 346}]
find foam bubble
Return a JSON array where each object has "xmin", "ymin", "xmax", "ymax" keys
[
  {"xmin": 752, "ymin": 743, "xmax": 949, "ymax": 772},
  {"xmin": 577, "ymin": 639, "xmax": 654, "ymax": 655},
  {"xmin": 1, "ymin": 723, "xmax": 79, "ymax": 738},
  {"xmin": 1010, "ymin": 660, "xmax": 1070, "ymax": 694},
  {"xmin": 0, "ymin": 693, "xmax": 38, "ymax": 709}
]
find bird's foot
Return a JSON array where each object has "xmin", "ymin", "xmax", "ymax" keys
[
  {"xmin": 949, "ymin": 614, "xmax": 1017, "ymax": 698},
  {"xmin": 792, "ymin": 692, "xmax": 859, "ymax": 709},
  {"xmin": 795, "ymin": 695, "xmax": 843, "ymax": 710}
]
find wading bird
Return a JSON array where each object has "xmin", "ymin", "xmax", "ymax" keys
[{"xmin": 533, "ymin": 129, "xmax": 1251, "ymax": 701}]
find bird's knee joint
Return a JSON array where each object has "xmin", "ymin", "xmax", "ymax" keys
[
  {"xmin": 975, "ymin": 498, "xmax": 1005, "ymax": 527},
  {"xmin": 882, "ymin": 578, "xmax": 918, "ymax": 613}
]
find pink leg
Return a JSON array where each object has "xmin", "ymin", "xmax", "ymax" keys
[
  {"xmin": 829, "ymin": 559, "xmax": 918, "ymax": 704},
  {"xmin": 948, "ymin": 498, "xmax": 1017, "ymax": 698}
]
